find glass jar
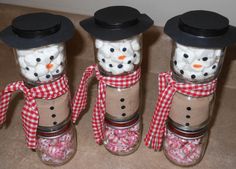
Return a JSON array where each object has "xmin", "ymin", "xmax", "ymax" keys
[
  {"xmin": 14, "ymin": 42, "xmax": 66, "ymax": 86},
  {"xmin": 171, "ymin": 43, "xmax": 225, "ymax": 83},
  {"xmin": 37, "ymin": 121, "xmax": 77, "ymax": 166},
  {"xmin": 163, "ymin": 121, "xmax": 208, "ymax": 167},
  {"xmin": 168, "ymin": 92, "xmax": 215, "ymax": 131},
  {"xmin": 103, "ymin": 114, "xmax": 142, "ymax": 155},
  {"xmin": 94, "ymin": 35, "xmax": 142, "ymax": 121}
]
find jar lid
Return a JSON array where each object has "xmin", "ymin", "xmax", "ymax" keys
[
  {"xmin": 166, "ymin": 120, "xmax": 208, "ymax": 138},
  {"xmin": 37, "ymin": 117, "xmax": 71, "ymax": 133},
  {"xmin": 105, "ymin": 113, "xmax": 139, "ymax": 128}
]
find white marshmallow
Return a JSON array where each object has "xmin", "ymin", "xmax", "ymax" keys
[
  {"xmin": 16, "ymin": 43, "xmax": 65, "ymax": 83},
  {"xmin": 20, "ymin": 68, "xmax": 38, "ymax": 81},
  {"xmin": 95, "ymin": 36, "xmax": 141, "ymax": 75},
  {"xmin": 38, "ymin": 73, "xmax": 53, "ymax": 82},
  {"xmin": 173, "ymin": 43, "xmax": 223, "ymax": 81}
]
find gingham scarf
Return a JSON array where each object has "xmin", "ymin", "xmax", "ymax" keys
[
  {"xmin": 144, "ymin": 71, "xmax": 217, "ymax": 150},
  {"xmin": 0, "ymin": 74, "xmax": 69, "ymax": 149},
  {"xmin": 72, "ymin": 64, "xmax": 141, "ymax": 144}
]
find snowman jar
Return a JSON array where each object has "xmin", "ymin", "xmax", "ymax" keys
[
  {"xmin": 0, "ymin": 12, "xmax": 76, "ymax": 165},
  {"xmin": 72, "ymin": 6, "xmax": 153, "ymax": 155},
  {"xmin": 144, "ymin": 10, "xmax": 236, "ymax": 166}
]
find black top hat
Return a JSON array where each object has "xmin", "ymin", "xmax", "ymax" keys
[
  {"xmin": 80, "ymin": 6, "xmax": 153, "ymax": 41},
  {"xmin": 164, "ymin": 10, "xmax": 236, "ymax": 48},
  {"xmin": 0, "ymin": 12, "xmax": 75, "ymax": 49}
]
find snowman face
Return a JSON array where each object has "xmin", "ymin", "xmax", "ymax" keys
[
  {"xmin": 95, "ymin": 36, "xmax": 141, "ymax": 75},
  {"xmin": 16, "ymin": 43, "xmax": 65, "ymax": 83},
  {"xmin": 173, "ymin": 43, "xmax": 223, "ymax": 81}
]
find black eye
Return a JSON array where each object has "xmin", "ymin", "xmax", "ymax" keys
[
  {"xmin": 122, "ymin": 48, "xmax": 127, "ymax": 52},
  {"xmin": 183, "ymin": 53, "xmax": 189, "ymax": 58},
  {"xmin": 26, "ymin": 67, "xmax": 29, "ymax": 71},
  {"xmin": 110, "ymin": 48, "xmax": 114, "ymax": 52},
  {"xmin": 109, "ymin": 64, "xmax": 113, "ymax": 67},
  {"xmin": 34, "ymin": 73, "xmax": 38, "ymax": 77},
  {"xmin": 46, "ymin": 74, "xmax": 51, "ymax": 79},
  {"xmin": 134, "ymin": 54, "xmax": 137, "ymax": 57},
  {"xmin": 202, "ymin": 57, "xmax": 208, "ymax": 61},
  {"xmin": 36, "ymin": 58, "xmax": 41, "ymax": 62},
  {"xmin": 127, "ymin": 60, "xmax": 131, "ymax": 64},
  {"xmin": 50, "ymin": 56, "xmax": 54, "ymax": 60},
  {"xmin": 102, "ymin": 58, "xmax": 105, "ymax": 63}
]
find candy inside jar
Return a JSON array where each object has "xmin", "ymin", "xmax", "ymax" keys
[
  {"xmin": 94, "ymin": 35, "xmax": 142, "ymax": 76},
  {"xmin": 163, "ymin": 122, "xmax": 208, "ymax": 167},
  {"xmin": 14, "ymin": 42, "xmax": 66, "ymax": 85},
  {"xmin": 103, "ymin": 115, "xmax": 142, "ymax": 155},
  {"xmin": 37, "ymin": 121, "xmax": 77, "ymax": 166}
]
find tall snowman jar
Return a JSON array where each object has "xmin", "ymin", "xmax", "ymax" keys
[
  {"xmin": 145, "ymin": 10, "xmax": 236, "ymax": 166},
  {"xmin": 72, "ymin": 6, "xmax": 153, "ymax": 155},
  {"xmin": 0, "ymin": 13, "xmax": 77, "ymax": 166}
]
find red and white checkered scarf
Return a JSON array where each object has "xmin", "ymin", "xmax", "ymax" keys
[
  {"xmin": 72, "ymin": 64, "xmax": 141, "ymax": 144},
  {"xmin": 0, "ymin": 74, "xmax": 69, "ymax": 149},
  {"xmin": 144, "ymin": 71, "xmax": 217, "ymax": 150}
]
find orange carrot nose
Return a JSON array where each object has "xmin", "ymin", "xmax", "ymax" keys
[
  {"xmin": 118, "ymin": 55, "xmax": 126, "ymax": 60},
  {"xmin": 46, "ymin": 63, "xmax": 53, "ymax": 70},
  {"xmin": 193, "ymin": 64, "xmax": 202, "ymax": 69}
]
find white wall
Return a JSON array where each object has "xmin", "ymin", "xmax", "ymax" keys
[{"xmin": 0, "ymin": 0, "xmax": 236, "ymax": 26}]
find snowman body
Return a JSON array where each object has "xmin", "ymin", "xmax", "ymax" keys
[
  {"xmin": 170, "ymin": 43, "xmax": 223, "ymax": 130},
  {"xmin": 15, "ymin": 43, "xmax": 70, "ymax": 128},
  {"xmin": 95, "ymin": 37, "xmax": 141, "ymax": 120}
]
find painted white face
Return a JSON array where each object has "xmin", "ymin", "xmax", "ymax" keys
[
  {"xmin": 16, "ymin": 43, "xmax": 65, "ymax": 83},
  {"xmin": 95, "ymin": 37, "xmax": 141, "ymax": 75},
  {"xmin": 173, "ymin": 43, "xmax": 223, "ymax": 81}
]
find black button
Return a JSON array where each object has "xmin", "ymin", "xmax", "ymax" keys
[
  {"xmin": 51, "ymin": 114, "xmax": 56, "ymax": 118},
  {"xmin": 121, "ymin": 105, "xmax": 126, "ymax": 109},
  {"xmin": 118, "ymin": 64, "xmax": 123, "ymax": 68},
  {"xmin": 109, "ymin": 64, "xmax": 113, "ymax": 67},
  {"xmin": 36, "ymin": 58, "xmax": 41, "ymax": 62},
  {"xmin": 26, "ymin": 67, "xmax": 29, "ymax": 70},
  {"xmin": 34, "ymin": 73, "xmax": 38, "ymax": 77},
  {"xmin": 186, "ymin": 107, "xmax": 191, "ymax": 111},
  {"xmin": 185, "ymin": 123, "xmax": 190, "ymax": 126},
  {"xmin": 50, "ymin": 106, "xmax": 54, "ymax": 110},
  {"xmin": 56, "ymin": 69, "xmax": 60, "ymax": 73},
  {"xmin": 46, "ymin": 74, "xmax": 51, "ymax": 78},
  {"xmin": 50, "ymin": 56, "xmax": 54, "ymax": 60},
  {"xmin": 191, "ymin": 75, "xmax": 196, "ymax": 79},
  {"xmin": 204, "ymin": 73, "xmax": 208, "ymax": 76},
  {"xmin": 174, "ymin": 60, "xmax": 177, "ymax": 65},
  {"xmin": 127, "ymin": 60, "xmax": 131, "ymax": 64},
  {"xmin": 183, "ymin": 53, "xmax": 189, "ymax": 58},
  {"xmin": 186, "ymin": 115, "xmax": 191, "ymax": 118},
  {"xmin": 180, "ymin": 70, "xmax": 184, "ymax": 74},
  {"xmin": 122, "ymin": 113, "xmax": 126, "ymax": 117},
  {"xmin": 102, "ymin": 58, "xmax": 105, "ymax": 63},
  {"xmin": 120, "ymin": 98, "xmax": 125, "ymax": 102},
  {"xmin": 53, "ymin": 121, "xmax": 57, "ymax": 125}
]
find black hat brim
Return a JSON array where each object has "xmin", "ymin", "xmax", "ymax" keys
[
  {"xmin": 164, "ymin": 15, "xmax": 236, "ymax": 48},
  {"xmin": 0, "ymin": 15, "xmax": 75, "ymax": 49},
  {"xmin": 80, "ymin": 14, "xmax": 153, "ymax": 41}
]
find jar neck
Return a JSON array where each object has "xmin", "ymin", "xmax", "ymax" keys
[
  {"xmin": 166, "ymin": 120, "xmax": 208, "ymax": 139},
  {"xmin": 105, "ymin": 114, "xmax": 139, "ymax": 128}
]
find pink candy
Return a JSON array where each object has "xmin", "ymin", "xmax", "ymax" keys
[
  {"xmin": 37, "ymin": 129, "xmax": 76, "ymax": 165},
  {"xmin": 103, "ymin": 122, "xmax": 140, "ymax": 155},
  {"xmin": 164, "ymin": 129, "xmax": 205, "ymax": 166}
]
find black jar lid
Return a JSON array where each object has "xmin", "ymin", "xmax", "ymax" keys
[
  {"xmin": 164, "ymin": 10, "xmax": 236, "ymax": 48},
  {"xmin": 80, "ymin": 6, "xmax": 153, "ymax": 41},
  {"xmin": 0, "ymin": 12, "xmax": 75, "ymax": 49}
]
